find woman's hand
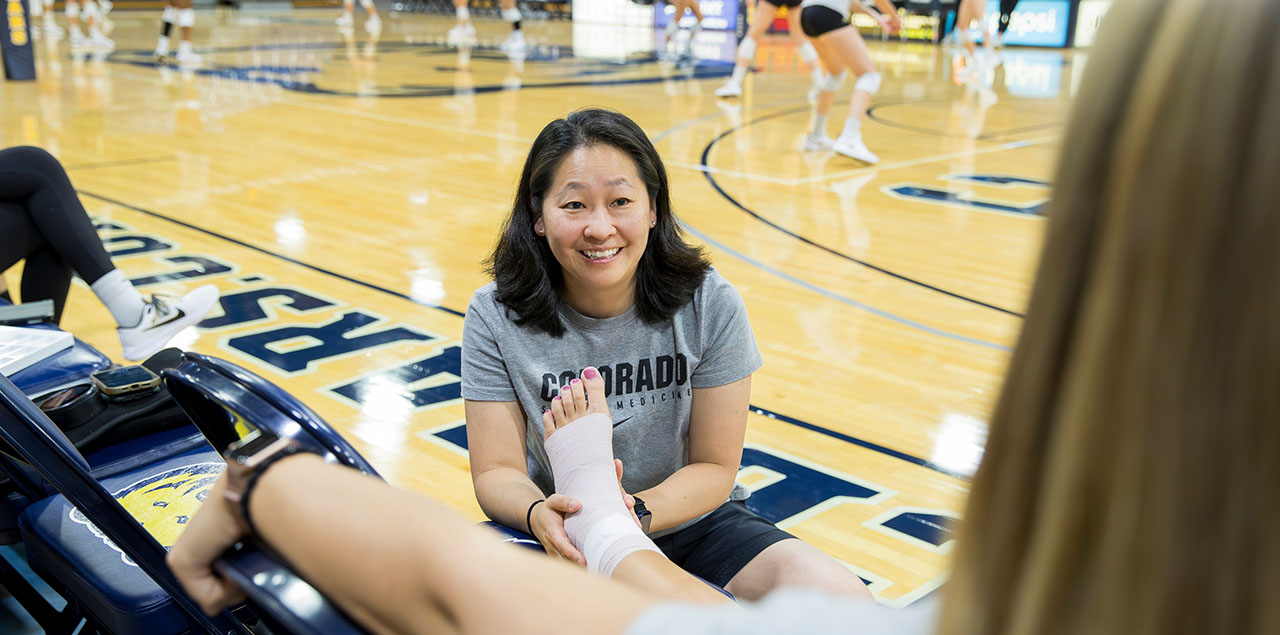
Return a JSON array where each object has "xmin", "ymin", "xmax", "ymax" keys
[
  {"xmin": 166, "ymin": 473, "xmax": 248, "ymax": 615},
  {"xmin": 875, "ymin": 12, "xmax": 902, "ymax": 36},
  {"xmin": 529, "ymin": 494, "xmax": 586, "ymax": 565}
]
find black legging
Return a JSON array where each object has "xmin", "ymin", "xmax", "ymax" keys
[
  {"xmin": 941, "ymin": 0, "xmax": 1021, "ymax": 38},
  {"xmin": 998, "ymin": 0, "xmax": 1021, "ymax": 35},
  {"xmin": 0, "ymin": 146, "xmax": 115, "ymax": 323}
]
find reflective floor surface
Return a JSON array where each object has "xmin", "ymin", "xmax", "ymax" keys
[{"xmin": 0, "ymin": 8, "xmax": 1082, "ymax": 605}]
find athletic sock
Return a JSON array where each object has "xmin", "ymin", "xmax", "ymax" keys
[
  {"xmin": 840, "ymin": 116, "xmax": 862, "ymax": 138},
  {"xmin": 730, "ymin": 64, "xmax": 747, "ymax": 84},
  {"xmin": 89, "ymin": 269, "xmax": 146, "ymax": 328},
  {"xmin": 812, "ymin": 112, "xmax": 829, "ymax": 137},
  {"xmin": 544, "ymin": 413, "xmax": 662, "ymax": 577}
]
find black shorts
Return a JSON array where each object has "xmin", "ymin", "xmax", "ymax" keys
[
  {"xmin": 763, "ymin": 0, "xmax": 803, "ymax": 9},
  {"xmin": 652, "ymin": 500, "xmax": 795, "ymax": 588},
  {"xmin": 801, "ymin": 5, "xmax": 848, "ymax": 38}
]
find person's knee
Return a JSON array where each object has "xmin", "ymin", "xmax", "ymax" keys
[
  {"xmin": 854, "ymin": 71, "xmax": 881, "ymax": 96},
  {"xmin": 8, "ymin": 147, "xmax": 60, "ymax": 174},
  {"xmin": 735, "ymin": 539, "xmax": 870, "ymax": 599},
  {"xmin": 775, "ymin": 548, "xmax": 870, "ymax": 598}
]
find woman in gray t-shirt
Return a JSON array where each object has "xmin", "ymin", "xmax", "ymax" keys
[{"xmin": 460, "ymin": 108, "xmax": 870, "ymax": 601}]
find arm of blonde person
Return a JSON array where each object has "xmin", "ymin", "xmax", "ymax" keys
[
  {"xmin": 869, "ymin": 0, "xmax": 902, "ymax": 33},
  {"xmin": 465, "ymin": 399, "xmax": 586, "ymax": 564},
  {"xmin": 631, "ymin": 376, "xmax": 752, "ymax": 533},
  {"xmin": 169, "ymin": 454, "xmax": 661, "ymax": 635}
]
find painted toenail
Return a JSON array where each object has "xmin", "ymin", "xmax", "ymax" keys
[
  {"xmin": 571, "ymin": 378, "xmax": 581, "ymax": 385},
  {"xmin": 583, "ymin": 367, "xmax": 598, "ymax": 379},
  {"xmin": 553, "ymin": 396, "xmax": 560, "ymax": 401}
]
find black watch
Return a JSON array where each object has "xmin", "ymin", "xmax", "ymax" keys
[{"xmin": 632, "ymin": 495, "xmax": 653, "ymax": 534}]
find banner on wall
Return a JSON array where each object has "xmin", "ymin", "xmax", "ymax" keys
[
  {"xmin": 983, "ymin": 0, "xmax": 1070, "ymax": 48},
  {"xmin": 2, "ymin": 0, "xmax": 36, "ymax": 80},
  {"xmin": 653, "ymin": 0, "xmax": 743, "ymax": 34}
]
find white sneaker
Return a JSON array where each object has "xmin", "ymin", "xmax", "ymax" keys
[
  {"xmin": 70, "ymin": 32, "xmax": 88, "ymax": 47},
  {"xmin": 175, "ymin": 49, "xmax": 202, "ymax": 65},
  {"xmin": 364, "ymin": 14, "xmax": 380, "ymax": 34},
  {"xmin": 714, "ymin": 80, "xmax": 741, "ymax": 98},
  {"xmin": 832, "ymin": 133, "xmax": 879, "ymax": 164},
  {"xmin": 335, "ymin": 12, "xmax": 353, "ymax": 27},
  {"xmin": 88, "ymin": 33, "xmax": 114, "ymax": 49},
  {"xmin": 802, "ymin": 134, "xmax": 835, "ymax": 152},
  {"xmin": 500, "ymin": 30, "xmax": 526, "ymax": 53},
  {"xmin": 118, "ymin": 285, "xmax": 219, "ymax": 361},
  {"xmin": 447, "ymin": 22, "xmax": 475, "ymax": 44}
]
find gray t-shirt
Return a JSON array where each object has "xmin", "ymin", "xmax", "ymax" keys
[
  {"xmin": 627, "ymin": 591, "xmax": 940, "ymax": 635},
  {"xmin": 461, "ymin": 268, "xmax": 763, "ymax": 536}
]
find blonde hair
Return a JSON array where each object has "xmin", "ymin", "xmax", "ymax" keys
[{"xmin": 938, "ymin": 0, "xmax": 1280, "ymax": 633}]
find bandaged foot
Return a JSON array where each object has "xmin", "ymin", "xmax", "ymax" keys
[{"xmin": 542, "ymin": 367, "xmax": 662, "ymax": 578}]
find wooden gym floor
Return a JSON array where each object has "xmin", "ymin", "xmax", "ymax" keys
[{"xmin": 0, "ymin": 8, "xmax": 1078, "ymax": 606}]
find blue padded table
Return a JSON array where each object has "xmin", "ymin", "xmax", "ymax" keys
[{"xmin": 8, "ymin": 322, "xmax": 111, "ymax": 398}]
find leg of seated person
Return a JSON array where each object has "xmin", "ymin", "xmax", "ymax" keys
[
  {"xmin": 20, "ymin": 245, "xmax": 73, "ymax": 322},
  {"xmin": 0, "ymin": 200, "xmax": 73, "ymax": 318},
  {"xmin": 0, "ymin": 147, "xmax": 116, "ymax": 285},
  {"xmin": 724, "ymin": 539, "xmax": 873, "ymax": 602},
  {"xmin": 0, "ymin": 146, "xmax": 219, "ymax": 359},
  {"xmin": 243, "ymin": 454, "xmax": 660, "ymax": 635},
  {"xmin": 543, "ymin": 367, "xmax": 729, "ymax": 604}
]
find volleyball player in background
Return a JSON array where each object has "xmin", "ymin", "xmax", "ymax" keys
[
  {"xmin": 715, "ymin": 0, "xmax": 825, "ymax": 100},
  {"xmin": 660, "ymin": 0, "xmax": 703, "ymax": 59},
  {"xmin": 335, "ymin": 0, "xmax": 381, "ymax": 35},
  {"xmin": 28, "ymin": 0, "xmax": 65, "ymax": 40},
  {"xmin": 994, "ymin": 0, "xmax": 1021, "ymax": 46},
  {"xmin": 799, "ymin": 0, "xmax": 900, "ymax": 162},
  {"xmin": 154, "ymin": 0, "xmax": 202, "ymax": 64},
  {"xmin": 64, "ymin": 0, "xmax": 112, "ymax": 49},
  {"xmin": 448, "ymin": 0, "xmax": 527, "ymax": 52}
]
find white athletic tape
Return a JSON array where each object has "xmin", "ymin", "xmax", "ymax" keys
[
  {"xmin": 501, "ymin": 7, "xmax": 521, "ymax": 22},
  {"xmin": 456, "ymin": 6, "xmax": 469, "ymax": 20},
  {"xmin": 162, "ymin": 5, "xmax": 175, "ymax": 22},
  {"xmin": 854, "ymin": 71, "xmax": 881, "ymax": 95},
  {"xmin": 821, "ymin": 70, "xmax": 847, "ymax": 92},
  {"xmin": 736, "ymin": 35, "xmax": 757, "ymax": 61},
  {"xmin": 799, "ymin": 40, "xmax": 818, "ymax": 63},
  {"xmin": 177, "ymin": 7, "xmax": 194, "ymax": 27}
]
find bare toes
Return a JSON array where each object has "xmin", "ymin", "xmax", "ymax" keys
[
  {"xmin": 581, "ymin": 367, "xmax": 610, "ymax": 416},
  {"xmin": 568, "ymin": 378, "xmax": 588, "ymax": 417},
  {"xmin": 550, "ymin": 392, "xmax": 568, "ymax": 428},
  {"xmin": 558, "ymin": 384, "xmax": 575, "ymax": 419},
  {"xmin": 541, "ymin": 408, "xmax": 556, "ymax": 441}
]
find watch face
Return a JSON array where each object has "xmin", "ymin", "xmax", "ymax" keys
[{"xmin": 229, "ymin": 428, "xmax": 280, "ymax": 457}]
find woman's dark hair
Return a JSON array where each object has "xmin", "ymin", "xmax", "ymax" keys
[{"xmin": 484, "ymin": 108, "xmax": 711, "ymax": 337}]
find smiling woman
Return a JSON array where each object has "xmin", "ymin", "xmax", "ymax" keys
[{"xmin": 459, "ymin": 108, "xmax": 872, "ymax": 601}]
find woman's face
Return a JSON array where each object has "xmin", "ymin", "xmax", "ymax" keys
[{"xmin": 534, "ymin": 144, "xmax": 657, "ymax": 306}]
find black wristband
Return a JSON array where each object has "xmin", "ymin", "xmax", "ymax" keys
[
  {"xmin": 525, "ymin": 498, "xmax": 545, "ymax": 537},
  {"xmin": 239, "ymin": 445, "xmax": 307, "ymax": 537}
]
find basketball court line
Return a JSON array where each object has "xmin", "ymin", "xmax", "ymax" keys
[
  {"xmin": 696, "ymin": 127, "xmax": 1031, "ymax": 318},
  {"xmin": 677, "ymin": 220, "xmax": 1012, "ymax": 352}
]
